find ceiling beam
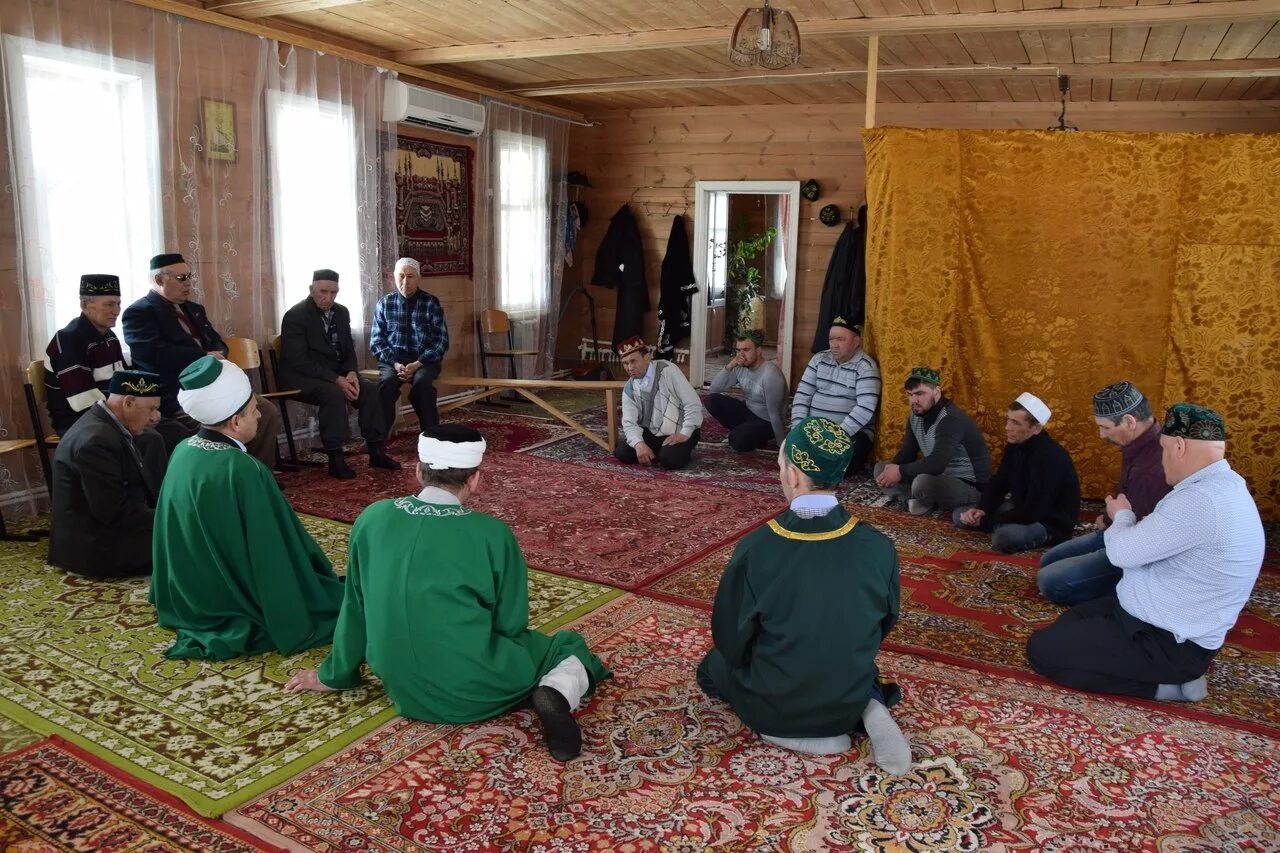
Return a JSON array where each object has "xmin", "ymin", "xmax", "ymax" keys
[
  {"xmin": 393, "ymin": 0, "xmax": 1280, "ymax": 65},
  {"xmin": 117, "ymin": 0, "xmax": 586, "ymax": 121},
  {"xmin": 204, "ymin": 0, "xmax": 369, "ymax": 19},
  {"xmin": 511, "ymin": 59, "xmax": 1280, "ymax": 98}
]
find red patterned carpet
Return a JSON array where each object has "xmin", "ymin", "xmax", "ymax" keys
[
  {"xmin": 642, "ymin": 510, "xmax": 1280, "ymax": 737},
  {"xmin": 0, "ymin": 737, "xmax": 281, "ymax": 852},
  {"xmin": 283, "ymin": 450, "xmax": 782, "ymax": 589},
  {"xmin": 230, "ymin": 596, "xmax": 1280, "ymax": 852}
]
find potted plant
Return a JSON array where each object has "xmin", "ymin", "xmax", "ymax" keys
[{"xmin": 723, "ymin": 225, "xmax": 777, "ymax": 352}]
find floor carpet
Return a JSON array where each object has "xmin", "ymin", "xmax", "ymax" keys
[
  {"xmin": 229, "ymin": 595, "xmax": 1280, "ymax": 852},
  {"xmin": 284, "ymin": 450, "xmax": 783, "ymax": 589},
  {"xmin": 0, "ymin": 714, "xmax": 38, "ymax": 755},
  {"xmin": 641, "ymin": 509, "xmax": 1280, "ymax": 738},
  {"xmin": 0, "ymin": 736, "xmax": 281, "ymax": 851},
  {"xmin": 0, "ymin": 515, "xmax": 619, "ymax": 817}
]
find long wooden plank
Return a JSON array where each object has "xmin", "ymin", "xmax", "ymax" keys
[
  {"xmin": 205, "ymin": 0, "xmax": 367, "ymax": 18},
  {"xmin": 392, "ymin": 0, "xmax": 1280, "ymax": 64},
  {"xmin": 435, "ymin": 376, "xmax": 626, "ymax": 391}
]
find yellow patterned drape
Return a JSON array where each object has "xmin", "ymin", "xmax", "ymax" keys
[{"xmin": 864, "ymin": 127, "xmax": 1280, "ymax": 519}]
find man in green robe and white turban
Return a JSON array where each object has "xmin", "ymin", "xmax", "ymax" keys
[
  {"xmin": 285, "ymin": 424, "xmax": 610, "ymax": 762},
  {"xmin": 698, "ymin": 417, "xmax": 912, "ymax": 774},
  {"xmin": 150, "ymin": 355, "xmax": 344, "ymax": 660}
]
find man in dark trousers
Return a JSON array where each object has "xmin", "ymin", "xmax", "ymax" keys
[
  {"xmin": 48, "ymin": 370, "xmax": 166, "ymax": 578},
  {"xmin": 122, "ymin": 252, "xmax": 284, "ymax": 470},
  {"xmin": 279, "ymin": 269, "xmax": 401, "ymax": 479}
]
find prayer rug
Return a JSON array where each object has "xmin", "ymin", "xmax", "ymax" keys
[
  {"xmin": 0, "ymin": 714, "xmax": 38, "ymax": 755},
  {"xmin": 284, "ymin": 450, "xmax": 783, "ymax": 589},
  {"xmin": 395, "ymin": 135, "xmax": 472, "ymax": 276},
  {"xmin": 0, "ymin": 515, "xmax": 618, "ymax": 816},
  {"xmin": 641, "ymin": 534, "xmax": 1280, "ymax": 737},
  {"xmin": 229, "ymin": 595, "xmax": 1280, "ymax": 851},
  {"xmin": 0, "ymin": 736, "xmax": 281, "ymax": 851}
]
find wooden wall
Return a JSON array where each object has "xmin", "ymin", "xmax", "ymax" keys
[{"xmin": 561, "ymin": 99, "xmax": 1280, "ymax": 382}]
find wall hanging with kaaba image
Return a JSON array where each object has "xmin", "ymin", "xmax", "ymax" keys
[{"xmin": 394, "ymin": 136, "xmax": 473, "ymax": 277}]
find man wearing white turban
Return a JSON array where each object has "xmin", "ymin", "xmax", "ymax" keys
[
  {"xmin": 150, "ymin": 355, "xmax": 344, "ymax": 659},
  {"xmin": 285, "ymin": 423, "xmax": 609, "ymax": 762},
  {"xmin": 369, "ymin": 257, "xmax": 450, "ymax": 434}
]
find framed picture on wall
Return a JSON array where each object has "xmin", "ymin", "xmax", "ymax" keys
[{"xmin": 201, "ymin": 97, "xmax": 237, "ymax": 163}]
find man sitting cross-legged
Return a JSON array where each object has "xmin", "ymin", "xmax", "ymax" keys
[
  {"xmin": 286, "ymin": 425, "xmax": 610, "ymax": 762},
  {"xmin": 613, "ymin": 335, "xmax": 704, "ymax": 470},
  {"xmin": 1026, "ymin": 403, "xmax": 1264, "ymax": 704},
  {"xmin": 151, "ymin": 356, "xmax": 345, "ymax": 660},
  {"xmin": 697, "ymin": 417, "xmax": 911, "ymax": 774},
  {"xmin": 704, "ymin": 330, "xmax": 787, "ymax": 452}
]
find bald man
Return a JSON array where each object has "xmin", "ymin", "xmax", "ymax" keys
[
  {"xmin": 370, "ymin": 258, "xmax": 449, "ymax": 433},
  {"xmin": 1027, "ymin": 403, "xmax": 1264, "ymax": 704}
]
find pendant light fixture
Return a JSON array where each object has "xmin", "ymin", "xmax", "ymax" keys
[
  {"xmin": 1048, "ymin": 75, "xmax": 1079, "ymax": 132},
  {"xmin": 729, "ymin": 0, "xmax": 801, "ymax": 69}
]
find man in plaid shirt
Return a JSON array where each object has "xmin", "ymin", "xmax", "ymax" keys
[{"xmin": 371, "ymin": 258, "xmax": 450, "ymax": 432}]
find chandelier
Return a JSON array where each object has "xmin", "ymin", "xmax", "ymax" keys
[{"xmin": 729, "ymin": 0, "xmax": 801, "ymax": 69}]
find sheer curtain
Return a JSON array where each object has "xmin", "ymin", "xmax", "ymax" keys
[
  {"xmin": 0, "ymin": 0, "xmax": 394, "ymax": 517},
  {"xmin": 475, "ymin": 99, "xmax": 569, "ymax": 378}
]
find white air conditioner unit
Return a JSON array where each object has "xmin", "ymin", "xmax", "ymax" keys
[{"xmin": 383, "ymin": 80, "xmax": 485, "ymax": 137}]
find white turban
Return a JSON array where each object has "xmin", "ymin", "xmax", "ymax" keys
[
  {"xmin": 418, "ymin": 434, "xmax": 487, "ymax": 470},
  {"xmin": 177, "ymin": 356, "xmax": 253, "ymax": 425},
  {"xmin": 1015, "ymin": 392, "xmax": 1051, "ymax": 427},
  {"xmin": 394, "ymin": 257, "xmax": 421, "ymax": 274}
]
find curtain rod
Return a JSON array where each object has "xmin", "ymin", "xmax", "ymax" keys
[{"xmin": 489, "ymin": 98, "xmax": 598, "ymax": 128}]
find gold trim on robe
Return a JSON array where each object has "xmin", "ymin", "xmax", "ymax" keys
[{"xmin": 766, "ymin": 515, "xmax": 859, "ymax": 541}]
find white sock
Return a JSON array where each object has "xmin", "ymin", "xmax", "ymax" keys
[
  {"xmin": 861, "ymin": 700, "xmax": 911, "ymax": 774},
  {"xmin": 537, "ymin": 656, "xmax": 589, "ymax": 712},
  {"xmin": 1155, "ymin": 676, "xmax": 1207, "ymax": 702},
  {"xmin": 761, "ymin": 733, "xmax": 852, "ymax": 755}
]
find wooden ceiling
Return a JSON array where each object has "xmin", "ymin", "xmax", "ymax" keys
[{"xmin": 196, "ymin": 0, "xmax": 1280, "ymax": 111}]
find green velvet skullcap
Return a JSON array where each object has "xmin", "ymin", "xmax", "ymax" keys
[
  {"xmin": 79, "ymin": 274, "xmax": 120, "ymax": 297},
  {"xmin": 150, "ymin": 253, "xmax": 185, "ymax": 270},
  {"xmin": 783, "ymin": 417, "xmax": 853, "ymax": 484},
  {"xmin": 107, "ymin": 370, "xmax": 162, "ymax": 397},
  {"xmin": 906, "ymin": 366, "xmax": 941, "ymax": 387},
  {"xmin": 1162, "ymin": 402, "xmax": 1226, "ymax": 442}
]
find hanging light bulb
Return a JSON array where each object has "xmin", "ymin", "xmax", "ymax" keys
[
  {"xmin": 1048, "ymin": 74, "xmax": 1079, "ymax": 132},
  {"xmin": 729, "ymin": 0, "xmax": 801, "ymax": 69}
]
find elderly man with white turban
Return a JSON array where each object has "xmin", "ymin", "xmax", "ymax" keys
[
  {"xmin": 370, "ymin": 257, "xmax": 450, "ymax": 434},
  {"xmin": 286, "ymin": 424, "xmax": 610, "ymax": 763},
  {"xmin": 954, "ymin": 392, "xmax": 1081, "ymax": 554},
  {"xmin": 150, "ymin": 355, "xmax": 344, "ymax": 660}
]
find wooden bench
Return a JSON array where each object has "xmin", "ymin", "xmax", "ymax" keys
[{"xmin": 436, "ymin": 377, "xmax": 625, "ymax": 451}]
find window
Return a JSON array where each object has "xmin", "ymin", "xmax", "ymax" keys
[
  {"xmin": 267, "ymin": 91, "xmax": 362, "ymax": 327},
  {"xmin": 3, "ymin": 38, "xmax": 161, "ymax": 341},
  {"xmin": 705, "ymin": 191, "xmax": 730, "ymax": 305},
  {"xmin": 494, "ymin": 129, "xmax": 549, "ymax": 314}
]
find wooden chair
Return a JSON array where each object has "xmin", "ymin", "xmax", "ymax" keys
[
  {"xmin": 267, "ymin": 335, "xmax": 350, "ymax": 459},
  {"xmin": 21, "ymin": 361, "xmax": 60, "ymax": 493},
  {"xmin": 476, "ymin": 309, "xmax": 538, "ymax": 406},
  {"xmin": 224, "ymin": 337, "xmax": 305, "ymax": 465},
  {"xmin": 0, "ymin": 438, "xmax": 40, "ymax": 542}
]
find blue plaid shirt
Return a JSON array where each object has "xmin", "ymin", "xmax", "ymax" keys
[{"xmin": 370, "ymin": 290, "xmax": 449, "ymax": 365}]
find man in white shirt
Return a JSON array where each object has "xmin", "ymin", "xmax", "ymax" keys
[
  {"xmin": 1026, "ymin": 403, "xmax": 1264, "ymax": 702},
  {"xmin": 613, "ymin": 336, "xmax": 704, "ymax": 470}
]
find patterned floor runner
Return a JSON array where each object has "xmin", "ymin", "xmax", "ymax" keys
[
  {"xmin": 229, "ymin": 595, "xmax": 1280, "ymax": 852},
  {"xmin": 283, "ymin": 450, "xmax": 783, "ymax": 589},
  {"xmin": 0, "ymin": 515, "xmax": 619, "ymax": 816},
  {"xmin": 0, "ymin": 736, "xmax": 281, "ymax": 851},
  {"xmin": 641, "ymin": 507, "xmax": 1280, "ymax": 737}
]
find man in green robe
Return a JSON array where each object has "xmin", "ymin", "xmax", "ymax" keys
[
  {"xmin": 151, "ymin": 356, "xmax": 344, "ymax": 660},
  {"xmin": 698, "ymin": 417, "xmax": 912, "ymax": 774},
  {"xmin": 285, "ymin": 424, "xmax": 610, "ymax": 762}
]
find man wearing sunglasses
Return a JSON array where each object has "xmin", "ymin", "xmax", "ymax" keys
[{"xmin": 123, "ymin": 252, "xmax": 285, "ymax": 470}]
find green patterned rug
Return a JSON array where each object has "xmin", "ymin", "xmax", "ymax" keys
[
  {"xmin": 0, "ymin": 514, "xmax": 620, "ymax": 816},
  {"xmin": 0, "ymin": 713, "xmax": 38, "ymax": 754}
]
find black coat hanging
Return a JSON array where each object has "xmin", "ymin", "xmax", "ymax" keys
[
  {"xmin": 657, "ymin": 215, "xmax": 697, "ymax": 360},
  {"xmin": 812, "ymin": 204, "xmax": 868, "ymax": 353},
  {"xmin": 591, "ymin": 204, "xmax": 650, "ymax": 346}
]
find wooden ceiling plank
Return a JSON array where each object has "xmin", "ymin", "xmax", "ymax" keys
[
  {"xmin": 1019, "ymin": 29, "xmax": 1051, "ymax": 61},
  {"xmin": 1032, "ymin": 76, "xmax": 1058, "ymax": 99},
  {"xmin": 1070, "ymin": 27, "xmax": 1113, "ymax": 61},
  {"xmin": 1243, "ymin": 75, "xmax": 1280, "ymax": 97},
  {"xmin": 1091, "ymin": 77, "xmax": 1112, "ymax": 98},
  {"xmin": 995, "ymin": 0, "xmax": 1025, "ymax": 12},
  {"xmin": 941, "ymin": 78, "xmax": 983, "ymax": 99},
  {"xmin": 1192, "ymin": 76, "xmax": 1231, "ymax": 99},
  {"xmin": 957, "ymin": 32, "xmax": 1000, "ymax": 61},
  {"xmin": 206, "ymin": 0, "xmax": 369, "ymax": 18},
  {"xmin": 924, "ymin": 0, "xmax": 962, "ymax": 12},
  {"xmin": 1137, "ymin": 78, "xmax": 1162, "ymax": 99},
  {"xmin": 984, "ymin": 30, "xmax": 1033, "ymax": 61},
  {"xmin": 1174, "ymin": 77, "xmax": 1206, "ymax": 98},
  {"xmin": 1141, "ymin": 24, "xmax": 1187, "ymax": 59},
  {"xmin": 1217, "ymin": 74, "xmax": 1261, "ymax": 97},
  {"xmin": 1173, "ymin": 23, "xmax": 1233, "ymax": 59},
  {"xmin": 1039, "ymin": 29, "xmax": 1078, "ymax": 62},
  {"xmin": 925, "ymin": 32, "xmax": 984, "ymax": 63},
  {"xmin": 1156, "ymin": 78, "xmax": 1184, "ymax": 99},
  {"xmin": 1109, "ymin": 77, "xmax": 1141, "ymax": 98},
  {"xmin": 1247, "ymin": 21, "xmax": 1280, "ymax": 56},
  {"xmin": 1002, "ymin": 76, "xmax": 1041, "ymax": 99},
  {"xmin": 883, "ymin": 79, "xmax": 929, "ymax": 100},
  {"xmin": 970, "ymin": 77, "xmax": 1016, "ymax": 99},
  {"xmin": 1109, "ymin": 25, "xmax": 1150, "ymax": 60},
  {"xmin": 1213, "ymin": 21, "xmax": 1274, "ymax": 57},
  {"xmin": 1062, "ymin": 0, "xmax": 1102, "ymax": 8}
]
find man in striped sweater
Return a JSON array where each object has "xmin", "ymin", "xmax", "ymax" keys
[
  {"xmin": 789, "ymin": 319, "xmax": 881, "ymax": 476},
  {"xmin": 613, "ymin": 336, "xmax": 704, "ymax": 470}
]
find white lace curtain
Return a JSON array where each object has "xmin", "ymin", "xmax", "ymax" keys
[{"xmin": 0, "ymin": 0, "xmax": 395, "ymax": 516}]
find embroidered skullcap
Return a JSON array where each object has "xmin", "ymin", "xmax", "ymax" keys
[
  {"xmin": 312, "ymin": 269, "xmax": 339, "ymax": 283},
  {"xmin": 1014, "ymin": 392, "xmax": 1051, "ymax": 427},
  {"xmin": 1162, "ymin": 403, "xmax": 1226, "ymax": 442},
  {"xmin": 80, "ymin": 274, "xmax": 120, "ymax": 297},
  {"xmin": 1093, "ymin": 381, "xmax": 1145, "ymax": 419},
  {"xmin": 616, "ymin": 336, "xmax": 648, "ymax": 358},
  {"xmin": 906, "ymin": 367, "xmax": 940, "ymax": 388},
  {"xmin": 107, "ymin": 370, "xmax": 162, "ymax": 398},
  {"xmin": 177, "ymin": 356, "xmax": 253, "ymax": 425},
  {"xmin": 394, "ymin": 257, "xmax": 421, "ymax": 274},
  {"xmin": 418, "ymin": 424, "xmax": 487, "ymax": 470},
  {"xmin": 150, "ymin": 253, "xmax": 185, "ymax": 271},
  {"xmin": 783, "ymin": 417, "xmax": 853, "ymax": 485},
  {"xmin": 830, "ymin": 316, "xmax": 862, "ymax": 335}
]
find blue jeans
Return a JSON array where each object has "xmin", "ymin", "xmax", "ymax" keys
[
  {"xmin": 1037, "ymin": 530, "xmax": 1121, "ymax": 606},
  {"xmin": 953, "ymin": 507, "xmax": 1049, "ymax": 554}
]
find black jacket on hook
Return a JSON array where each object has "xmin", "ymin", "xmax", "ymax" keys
[
  {"xmin": 812, "ymin": 204, "xmax": 868, "ymax": 353},
  {"xmin": 591, "ymin": 204, "xmax": 650, "ymax": 346},
  {"xmin": 657, "ymin": 215, "xmax": 697, "ymax": 359}
]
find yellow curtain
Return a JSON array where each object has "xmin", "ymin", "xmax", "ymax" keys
[{"xmin": 864, "ymin": 127, "xmax": 1280, "ymax": 519}]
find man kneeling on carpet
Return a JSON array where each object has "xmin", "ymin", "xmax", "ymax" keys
[
  {"xmin": 614, "ymin": 335, "xmax": 704, "ymax": 470},
  {"xmin": 151, "ymin": 355, "xmax": 345, "ymax": 660},
  {"xmin": 1026, "ymin": 403, "xmax": 1264, "ymax": 704},
  {"xmin": 697, "ymin": 417, "xmax": 911, "ymax": 774},
  {"xmin": 285, "ymin": 424, "xmax": 611, "ymax": 762}
]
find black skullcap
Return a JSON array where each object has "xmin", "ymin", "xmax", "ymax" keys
[
  {"xmin": 108, "ymin": 370, "xmax": 163, "ymax": 398},
  {"xmin": 312, "ymin": 269, "xmax": 339, "ymax": 283},
  {"xmin": 830, "ymin": 316, "xmax": 862, "ymax": 335},
  {"xmin": 150, "ymin": 253, "xmax": 185, "ymax": 270},
  {"xmin": 79, "ymin": 274, "xmax": 120, "ymax": 297}
]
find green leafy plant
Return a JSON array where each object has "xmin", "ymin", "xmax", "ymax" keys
[{"xmin": 723, "ymin": 225, "xmax": 776, "ymax": 352}]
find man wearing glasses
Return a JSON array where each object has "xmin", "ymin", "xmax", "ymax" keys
[{"xmin": 123, "ymin": 253, "xmax": 285, "ymax": 470}]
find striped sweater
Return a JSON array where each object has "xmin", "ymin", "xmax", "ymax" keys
[{"xmin": 789, "ymin": 348, "xmax": 882, "ymax": 439}]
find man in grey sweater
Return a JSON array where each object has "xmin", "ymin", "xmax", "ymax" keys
[
  {"xmin": 704, "ymin": 331, "xmax": 787, "ymax": 452},
  {"xmin": 613, "ymin": 336, "xmax": 704, "ymax": 470}
]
